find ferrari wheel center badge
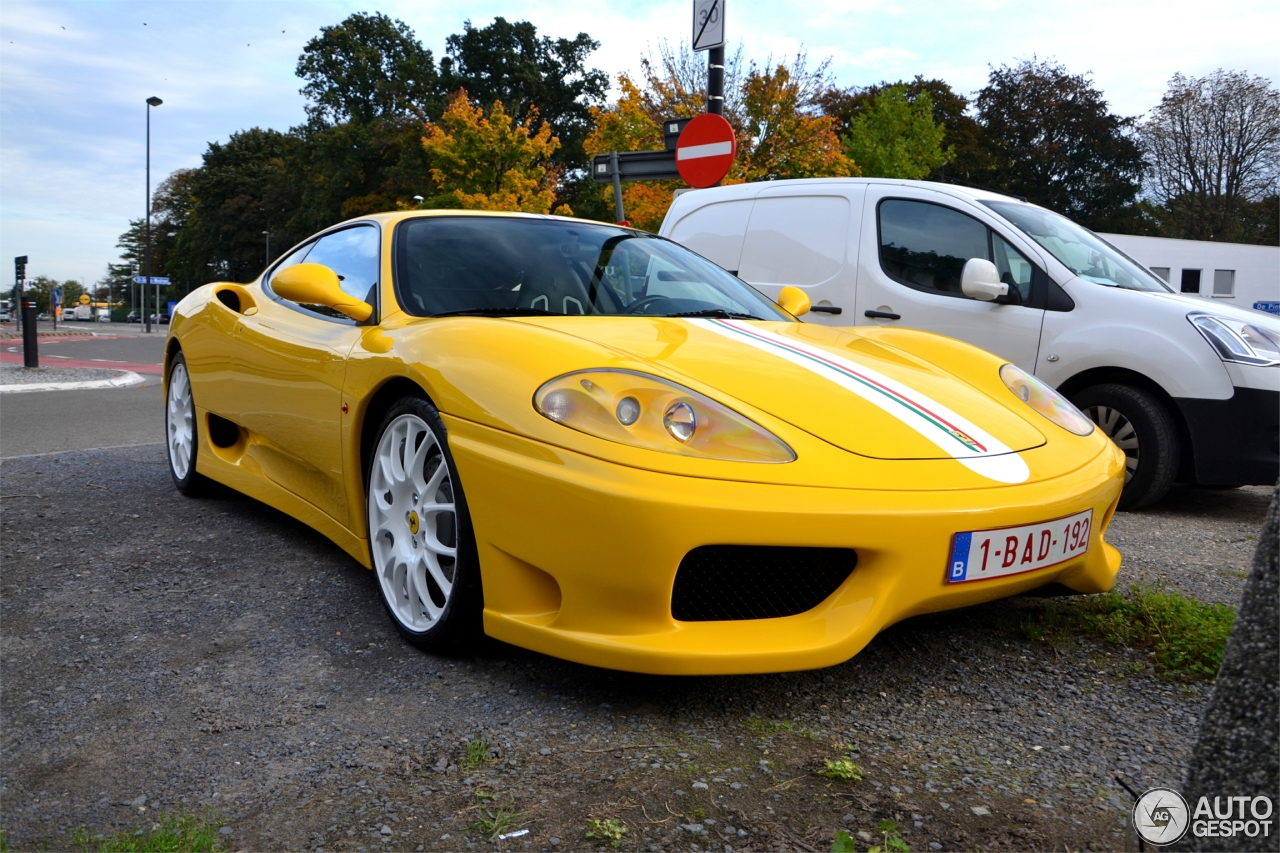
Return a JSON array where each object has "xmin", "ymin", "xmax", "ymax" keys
[{"xmin": 407, "ymin": 511, "xmax": 420, "ymax": 535}]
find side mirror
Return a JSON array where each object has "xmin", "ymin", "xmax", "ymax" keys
[
  {"xmin": 960, "ymin": 258, "xmax": 1008, "ymax": 302},
  {"xmin": 271, "ymin": 263, "xmax": 372, "ymax": 322},
  {"xmin": 777, "ymin": 285, "xmax": 811, "ymax": 317}
]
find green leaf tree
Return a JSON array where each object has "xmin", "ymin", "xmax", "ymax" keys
[{"xmin": 842, "ymin": 84, "xmax": 949, "ymax": 179}]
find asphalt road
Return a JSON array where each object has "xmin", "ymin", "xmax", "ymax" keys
[
  {"xmin": 1, "ymin": 332, "xmax": 167, "ymax": 458},
  {"xmin": 1, "ymin": 438, "xmax": 1271, "ymax": 852}
]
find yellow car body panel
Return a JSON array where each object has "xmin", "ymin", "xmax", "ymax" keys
[{"xmin": 167, "ymin": 210, "xmax": 1125, "ymax": 675}]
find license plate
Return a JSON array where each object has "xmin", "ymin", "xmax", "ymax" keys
[{"xmin": 946, "ymin": 509, "xmax": 1093, "ymax": 584}]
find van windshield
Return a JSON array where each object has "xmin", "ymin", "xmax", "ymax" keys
[
  {"xmin": 394, "ymin": 216, "xmax": 791, "ymax": 320},
  {"xmin": 983, "ymin": 201, "xmax": 1171, "ymax": 293}
]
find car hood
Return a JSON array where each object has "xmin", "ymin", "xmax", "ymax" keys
[
  {"xmin": 516, "ymin": 317, "xmax": 1046, "ymax": 479},
  {"xmin": 1135, "ymin": 290, "xmax": 1280, "ymax": 328}
]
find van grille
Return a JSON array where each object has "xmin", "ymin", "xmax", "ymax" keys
[{"xmin": 671, "ymin": 545, "xmax": 857, "ymax": 622}]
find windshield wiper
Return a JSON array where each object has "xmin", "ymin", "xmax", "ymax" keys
[
  {"xmin": 430, "ymin": 307, "xmax": 560, "ymax": 318},
  {"xmin": 663, "ymin": 309, "xmax": 765, "ymax": 320}
]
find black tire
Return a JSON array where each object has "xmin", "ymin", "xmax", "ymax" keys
[
  {"xmin": 365, "ymin": 395, "xmax": 483, "ymax": 651},
  {"xmin": 165, "ymin": 352, "xmax": 213, "ymax": 496},
  {"xmin": 1072, "ymin": 383, "xmax": 1180, "ymax": 511}
]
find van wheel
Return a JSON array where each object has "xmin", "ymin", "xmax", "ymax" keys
[{"xmin": 1072, "ymin": 383, "xmax": 1179, "ymax": 511}]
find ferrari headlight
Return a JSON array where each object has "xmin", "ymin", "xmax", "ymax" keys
[
  {"xmin": 1188, "ymin": 313, "xmax": 1280, "ymax": 366},
  {"xmin": 534, "ymin": 369, "xmax": 795, "ymax": 463},
  {"xmin": 999, "ymin": 364, "xmax": 1094, "ymax": 436}
]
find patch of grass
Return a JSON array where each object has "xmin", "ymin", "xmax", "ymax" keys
[
  {"xmin": 868, "ymin": 820, "xmax": 909, "ymax": 853},
  {"xmin": 585, "ymin": 818, "xmax": 629, "ymax": 848},
  {"xmin": 463, "ymin": 735, "xmax": 493, "ymax": 769},
  {"xmin": 819, "ymin": 758, "xmax": 864, "ymax": 781},
  {"xmin": 72, "ymin": 810, "xmax": 225, "ymax": 852},
  {"xmin": 742, "ymin": 718, "xmax": 794, "ymax": 736},
  {"xmin": 1019, "ymin": 587, "xmax": 1235, "ymax": 681},
  {"xmin": 687, "ymin": 807, "xmax": 706, "ymax": 821},
  {"xmin": 467, "ymin": 792, "xmax": 523, "ymax": 840}
]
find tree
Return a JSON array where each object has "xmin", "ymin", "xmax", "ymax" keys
[
  {"xmin": 440, "ymin": 17, "xmax": 608, "ymax": 169},
  {"xmin": 843, "ymin": 85, "xmax": 949, "ymax": 179},
  {"xmin": 1141, "ymin": 70, "xmax": 1280, "ymax": 244},
  {"xmin": 297, "ymin": 12, "xmax": 440, "ymax": 125},
  {"xmin": 976, "ymin": 59, "xmax": 1145, "ymax": 230},
  {"xmin": 818, "ymin": 76, "xmax": 990, "ymax": 184},
  {"xmin": 421, "ymin": 91, "xmax": 567, "ymax": 214},
  {"xmin": 583, "ymin": 75, "xmax": 675, "ymax": 231},
  {"xmin": 736, "ymin": 61, "xmax": 857, "ymax": 183}
]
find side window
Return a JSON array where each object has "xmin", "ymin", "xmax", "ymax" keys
[
  {"xmin": 304, "ymin": 225, "xmax": 381, "ymax": 303},
  {"xmin": 878, "ymin": 199, "xmax": 987, "ymax": 295},
  {"xmin": 992, "ymin": 233, "xmax": 1034, "ymax": 303}
]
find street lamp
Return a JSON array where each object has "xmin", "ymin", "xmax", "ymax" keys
[
  {"xmin": 263, "ymin": 230, "xmax": 271, "ymax": 267},
  {"xmin": 413, "ymin": 195, "xmax": 424, "ymax": 207},
  {"xmin": 144, "ymin": 95, "xmax": 162, "ymax": 333}
]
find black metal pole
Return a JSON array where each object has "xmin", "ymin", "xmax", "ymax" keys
[
  {"xmin": 707, "ymin": 45, "xmax": 725, "ymax": 115},
  {"xmin": 144, "ymin": 102, "xmax": 152, "ymax": 334},
  {"xmin": 610, "ymin": 151, "xmax": 625, "ymax": 224},
  {"xmin": 22, "ymin": 298, "xmax": 38, "ymax": 367}
]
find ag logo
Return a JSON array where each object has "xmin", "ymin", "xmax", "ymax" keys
[{"xmin": 1133, "ymin": 787, "xmax": 1190, "ymax": 845}]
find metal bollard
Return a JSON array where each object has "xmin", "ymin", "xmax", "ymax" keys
[{"xmin": 22, "ymin": 298, "xmax": 38, "ymax": 368}]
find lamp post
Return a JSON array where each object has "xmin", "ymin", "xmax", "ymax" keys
[
  {"xmin": 144, "ymin": 95, "xmax": 162, "ymax": 333},
  {"xmin": 262, "ymin": 230, "xmax": 271, "ymax": 267}
]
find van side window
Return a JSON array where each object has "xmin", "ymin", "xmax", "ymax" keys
[
  {"xmin": 739, "ymin": 196, "xmax": 849, "ymax": 286},
  {"xmin": 878, "ymin": 200, "xmax": 988, "ymax": 295}
]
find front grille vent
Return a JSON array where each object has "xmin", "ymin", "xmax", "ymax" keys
[{"xmin": 671, "ymin": 545, "xmax": 857, "ymax": 622}]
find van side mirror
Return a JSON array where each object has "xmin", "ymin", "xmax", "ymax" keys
[
  {"xmin": 777, "ymin": 285, "xmax": 811, "ymax": 317},
  {"xmin": 960, "ymin": 258, "xmax": 1009, "ymax": 302},
  {"xmin": 271, "ymin": 263, "xmax": 373, "ymax": 322}
]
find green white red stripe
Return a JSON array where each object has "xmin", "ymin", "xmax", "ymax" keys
[{"xmin": 692, "ymin": 319, "xmax": 1031, "ymax": 484}]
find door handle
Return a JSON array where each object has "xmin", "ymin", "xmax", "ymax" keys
[
  {"xmin": 864, "ymin": 310, "xmax": 901, "ymax": 320},
  {"xmin": 810, "ymin": 305, "xmax": 842, "ymax": 315}
]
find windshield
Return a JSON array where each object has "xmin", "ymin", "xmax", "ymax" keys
[
  {"xmin": 983, "ymin": 201, "xmax": 1171, "ymax": 292},
  {"xmin": 393, "ymin": 216, "xmax": 790, "ymax": 320}
]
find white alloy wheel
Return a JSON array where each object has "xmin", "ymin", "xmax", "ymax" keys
[
  {"xmin": 167, "ymin": 361, "xmax": 195, "ymax": 480},
  {"xmin": 1084, "ymin": 404, "xmax": 1139, "ymax": 484},
  {"xmin": 368, "ymin": 413, "xmax": 459, "ymax": 633}
]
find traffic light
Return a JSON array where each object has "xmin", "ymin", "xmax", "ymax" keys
[{"xmin": 15, "ymin": 255, "xmax": 27, "ymax": 283}]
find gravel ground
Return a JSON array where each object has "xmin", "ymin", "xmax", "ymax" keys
[
  {"xmin": 0, "ymin": 445, "xmax": 1270, "ymax": 852},
  {"xmin": 0, "ymin": 363, "xmax": 136, "ymax": 387}
]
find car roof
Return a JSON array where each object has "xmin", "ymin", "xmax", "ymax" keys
[{"xmin": 670, "ymin": 177, "xmax": 1023, "ymax": 205}]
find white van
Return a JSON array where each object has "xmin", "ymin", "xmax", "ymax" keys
[{"xmin": 660, "ymin": 178, "xmax": 1280, "ymax": 508}]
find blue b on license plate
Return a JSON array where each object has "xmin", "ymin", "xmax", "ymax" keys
[{"xmin": 947, "ymin": 509, "xmax": 1093, "ymax": 584}]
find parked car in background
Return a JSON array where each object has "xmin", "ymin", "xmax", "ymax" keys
[
  {"xmin": 126, "ymin": 311, "xmax": 141, "ymax": 323},
  {"xmin": 0, "ymin": 310, "xmax": 11, "ymax": 322},
  {"xmin": 661, "ymin": 179, "xmax": 1280, "ymax": 508}
]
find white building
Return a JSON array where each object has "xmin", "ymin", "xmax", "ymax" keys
[{"xmin": 1100, "ymin": 233, "xmax": 1280, "ymax": 317}]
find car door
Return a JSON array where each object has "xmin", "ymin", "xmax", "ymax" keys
[
  {"xmin": 232, "ymin": 224, "xmax": 380, "ymax": 527},
  {"xmin": 736, "ymin": 185, "xmax": 864, "ymax": 324},
  {"xmin": 855, "ymin": 186, "xmax": 1046, "ymax": 370}
]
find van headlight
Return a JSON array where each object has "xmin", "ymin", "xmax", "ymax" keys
[
  {"xmin": 534, "ymin": 369, "xmax": 795, "ymax": 463},
  {"xmin": 1188, "ymin": 313, "xmax": 1280, "ymax": 366},
  {"xmin": 999, "ymin": 364, "xmax": 1094, "ymax": 436}
]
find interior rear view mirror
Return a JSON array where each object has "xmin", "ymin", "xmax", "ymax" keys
[{"xmin": 960, "ymin": 258, "xmax": 1009, "ymax": 302}]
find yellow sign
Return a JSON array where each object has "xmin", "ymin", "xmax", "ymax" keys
[{"xmin": 79, "ymin": 294, "xmax": 91, "ymax": 305}]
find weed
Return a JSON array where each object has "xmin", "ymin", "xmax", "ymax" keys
[
  {"xmin": 868, "ymin": 820, "xmax": 909, "ymax": 853},
  {"xmin": 742, "ymin": 718, "xmax": 793, "ymax": 736},
  {"xmin": 819, "ymin": 758, "xmax": 864, "ymax": 781},
  {"xmin": 831, "ymin": 829, "xmax": 856, "ymax": 852},
  {"xmin": 687, "ymin": 808, "xmax": 706, "ymax": 821},
  {"xmin": 464, "ymin": 735, "xmax": 492, "ymax": 769},
  {"xmin": 1018, "ymin": 587, "xmax": 1235, "ymax": 681},
  {"xmin": 585, "ymin": 818, "xmax": 629, "ymax": 849},
  {"xmin": 72, "ymin": 810, "xmax": 225, "ymax": 852},
  {"xmin": 468, "ymin": 792, "xmax": 522, "ymax": 840}
]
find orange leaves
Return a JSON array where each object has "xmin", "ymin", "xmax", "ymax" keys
[{"xmin": 422, "ymin": 91, "xmax": 570, "ymax": 215}]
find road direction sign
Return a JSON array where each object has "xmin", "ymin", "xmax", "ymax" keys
[
  {"xmin": 591, "ymin": 150, "xmax": 681, "ymax": 183},
  {"xmin": 675, "ymin": 113, "xmax": 736, "ymax": 187},
  {"xmin": 53, "ymin": 287, "xmax": 62, "ymax": 307},
  {"xmin": 692, "ymin": 0, "xmax": 724, "ymax": 51},
  {"xmin": 133, "ymin": 276, "xmax": 170, "ymax": 285}
]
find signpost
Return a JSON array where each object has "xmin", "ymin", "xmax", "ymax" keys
[
  {"xmin": 133, "ymin": 276, "xmax": 170, "ymax": 285},
  {"xmin": 13, "ymin": 255, "xmax": 26, "ymax": 332},
  {"xmin": 692, "ymin": 0, "xmax": 724, "ymax": 51},
  {"xmin": 675, "ymin": 113, "xmax": 736, "ymax": 188},
  {"xmin": 53, "ymin": 286, "xmax": 61, "ymax": 329}
]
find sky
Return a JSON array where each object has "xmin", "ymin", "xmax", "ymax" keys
[{"xmin": 2, "ymin": 0, "xmax": 1277, "ymax": 285}]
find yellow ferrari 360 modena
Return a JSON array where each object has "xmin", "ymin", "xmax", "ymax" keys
[{"xmin": 165, "ymin": 211, "xmax": 1125, "ymax": 674}]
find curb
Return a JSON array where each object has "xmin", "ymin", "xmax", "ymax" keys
[{"xmin": 0, "ymin": 370, "xmax": 146, "ymax": 394}]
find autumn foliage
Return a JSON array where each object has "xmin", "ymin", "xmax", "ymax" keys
[{"xmin": 422, "ymin": 90, "xmax": 570, "ymax": 214}]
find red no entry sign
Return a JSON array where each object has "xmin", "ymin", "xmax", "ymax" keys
[{"xmin": 675, "ymin": 113, "xmax": 736, "ymax": 188}]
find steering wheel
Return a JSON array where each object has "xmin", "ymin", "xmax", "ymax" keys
[{"xmin": 623, "ymin": 295, "xmax": 673, "ymax": 315}]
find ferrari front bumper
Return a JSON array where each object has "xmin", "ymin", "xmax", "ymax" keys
[{"xmin": 445, "ymin": 415, "xmax": 1124, "ymax": 675}]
